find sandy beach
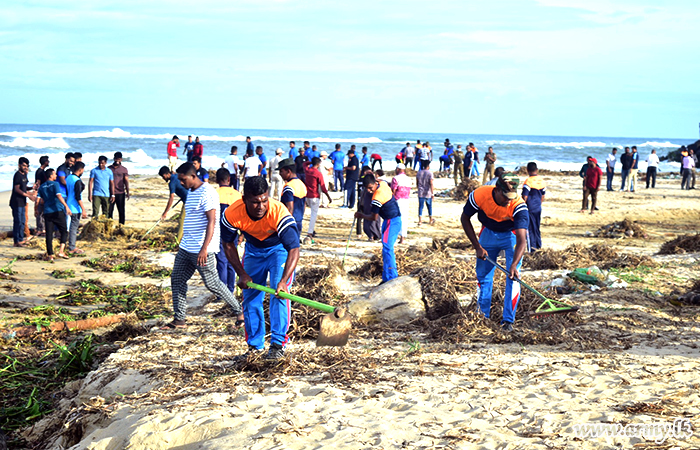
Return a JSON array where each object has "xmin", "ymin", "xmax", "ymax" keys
[{"xmin": 1, "ymin": 171, "xmax": 700, "ymax": 449}]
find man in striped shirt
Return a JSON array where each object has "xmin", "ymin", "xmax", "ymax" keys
[
  {"xmin": 461, "ymin": 176, "xmax": 529, "ymax": 331},
  {"xmin": 167, "ymin": 163, "xmax": 242, "ymax": 329},
  {"xmin": 222, "ymin": 176, "xmax": 300, "ymax": 360}
]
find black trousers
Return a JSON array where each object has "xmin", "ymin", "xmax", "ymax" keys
[
  {"xmin": 646, "ymin": 167, "xmax": 657, "ymax": 188},
  {"xmin": 108, "ymin": 193, "xmax": 126, "ymax": 224},
  {"xmin": 44, "ymin": 211, "xmax": 68, "ymax": 255}
]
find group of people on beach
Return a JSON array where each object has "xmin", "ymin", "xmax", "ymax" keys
[{"xmin": 9, "ymin": 152, "xmax": 129, "ymax": 260}]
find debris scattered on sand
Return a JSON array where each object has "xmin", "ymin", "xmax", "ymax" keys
[
  {"xmin": 595, "ymin": 218, "xmax": 648, "ymax": 239},
  {"xmin": 450, "ymin": 178, "xmax": 481, "ymax": 201},
  {"xmin": 82, "ymin": 252, "xmax": 171, "ymax": 278},
  {"xmin": 658, "ymin": 233, "xmax": 700, "ymax": 254},
  {"xmin": 50, "ymin": 269, "xmax": 75, "ymax": 279},
  {"xmin": 524, "ymin": 243, "xmax": 656, "ymax": 270},
  {"xmin": 432, "ymin": 237, "xmax": 472, "ymax": 251}
]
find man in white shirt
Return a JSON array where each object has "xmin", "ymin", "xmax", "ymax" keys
[
  {"xmin": 319, "ymin": 151, "xmax": 334, "ymax": 207},
  {"xmin": 645, "ymin": 149, "xmax": 659, "ymax": 189},
  {"xmin": 243, "ymin": 150, "xmax": 262, "ymax": 180},
  {"xmin": 222, "ymin": 146, "xmax": 242, "ymax": 190},
  {"xmin": 268, "ymin": 148, "xmax": 285, "ymax": 199},
  {"xmin": 606, "ymin": 148, "xmax": 617, "ymax": 191},
  {"xmin": 166, "ymin": 162, "xmax": 243, "ymax": 329}
]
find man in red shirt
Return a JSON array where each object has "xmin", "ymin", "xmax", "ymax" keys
[
  {"xmin": 304, "ymin": 157, "xmax": 332, "ymax": 240},
  {"xmin": 167, "ymin": 135, "xmax": 180, "ymax": 171},
  {"xmin": 370, "ymin": 153, "xmax": 383, "ymax": 171},
  {"xmin": 193, "ymin": 136, "xmax": 204, "ymax": 159},
  {"xmin": 581, "ymin": 158, "xmax": 603, "ymax": 214}
]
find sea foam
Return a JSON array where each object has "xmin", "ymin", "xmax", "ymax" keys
[{"xmin": 0, "ymin": 137, "xmax": 71, "ymax": 149}]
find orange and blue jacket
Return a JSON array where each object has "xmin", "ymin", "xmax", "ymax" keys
[
  {"xmin": 221, "ymin": 198, "xmax": 299, "ymax": 250},
  {"xmin": 463, "ymin": 185, "xmax": 528, "ymax": 232}
]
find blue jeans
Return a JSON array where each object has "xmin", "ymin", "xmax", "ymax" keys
[
  {"xmin": 381, "ymin": 217, "xmax": 401, "ymax": 282},
  {"xmin": 242, "ymin": 243, "xmax": 294, "ymax": 349},
  {"xmin": 12, "ymin": 206, "xmax": 26, "ymax": 244},
  {"xmin": 475, "ymin": 227, "xmax": 522, "ymax": 324},
  {"xmin": 620, "ymin": 169, "xmax": 630, "ymax": 190},
  {"xmin": 471, "ymin": 162, "xmax": 480, "ymax": 177},
  {"xmin": 334, "ymin": 170, "xmax": 344, "ymax": 192},
  {"xmin": 344, "ymin": 179, "xmax": 357, "ymax": 209},
  {"xmin": 606, "ymin": 168, "xmax": 614, "ymax": 191},
  {"xmin": 418, "ymin": 197, "xmax": 433, "ymax": 217}
]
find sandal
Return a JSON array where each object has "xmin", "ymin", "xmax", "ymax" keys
[
  {"xmin": 69, "ymin": 249, "xmax": 85, "ymax": 255},
  {"xmin": 162, "ymin": 319, "xmax": 187, "ymax": 329},
  {"xmin": 56, "ymin": 253, "xmax": 69, "ymax": 259}
]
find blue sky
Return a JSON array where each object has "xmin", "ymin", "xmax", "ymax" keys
[{"xmin": 1, "ymin": 0, "xmax": 698, "ymax": 138}]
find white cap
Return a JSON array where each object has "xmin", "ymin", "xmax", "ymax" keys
[
  {"xmin": 276, "ymin": 148, "xmax": 283, "ymax": 154},
  {"xmin": 320, "ymin": 151, "xmax": 328, "ymax": 156},
  {"xmin": 396, "ymin": 163, "xmax": 406, "ymax": 170}
]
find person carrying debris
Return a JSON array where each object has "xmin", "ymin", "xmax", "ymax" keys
[
  {"xmin": 521, "ymin": 162, "xmax": 546, "ymax": 251},
  {"xmin": 354, "ymin": 173, "xmax": 402, "ymax": 282},
  {"xmin": 460, "ymin": 176, "xmax": 529, "ymax": 331},
  {"xmin": 221, "ymin": 176, "xmax": 300, "ymax": 360},
  {"xmin": 167, "ymin": 163, "xmax": 243, "ymax": 329}
]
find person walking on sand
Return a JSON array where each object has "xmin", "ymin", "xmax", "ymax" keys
[
  {"xmin": 193, "ymin": 136, "xmax": 204, "ymax": 160},
  {"xmin": 268, "ymin": 148, "xmax": 285, "ymax": 199},
  {"xmin": 453, "ymin": 145, "xmax": 464, "ymax": 186},
  {"xmin": 320, "ymin": 151, "xmax": 333, "ymax": 207},
  {"xmin": 689, "ymin": 149, "xmax": 697, "ymax": 189},
  {"xmin": 416, "ymin": 160, "xmax": 435, "ymax": 226},
  {"xmin": 167, "ymin": 163, "xmax": 243, "ymax": 329},
  {"xmin": 482, "ymin": 146, "xmax": 497, "ymax": 185},
  {"xmin": 214, "ymin": 168, "xmax": 242, "ymax": 297},
  {"xmin": 34, "ymin": 155, "xmax": 50, "ymax": 236},
  {"xmin": 460, "ymin": 176, "xmax": 529, "ymax": 331},
  {"xmin": 582, "ymin": 158, "xmax": 603, "ymax": 214},
  {"xmin": 221, "ymin": 176, "xmax": 300, "ymax": 360},
  {"xmin": 606, "ymin": 148, "xmax": 617, "ymax": 191},
  {"xmin": 329, "ymin": 144, "xmax": 345, "ymax": 193},
  {"xmin": 243, "ymin": 148, "xmax": 263, "ymax": 181},
  {"xmin": 681, "ymin": 150, "xmax": 695, "ymax": 190},
  {"xmin": 159, "ymin": 166, "xmax": 188, "ymax": 243},
  {"xmin": 10, "ymin": 157, "xmax": 36, "ymax": 247},
  {"xmin": 344, "ymin": 149, "xmax": 360, "ymax": 209},
  {"xmin": 404, "ymin": 142, "xmax": 414, "ymax": 169},
  {"xmin": 355, "ymin": 173, "xmax": 402, "ymax": 283},
  {"xmin": 619, "ymin": 147, "xmax": 633, "ymax": 191},
  {"xmin": 167, "ymin": 135, "xmax": 180, "ymax": 171},
  {"xmin": 37, "ymin": 169, "xmax": 70, "ymax": 260},
  {"xmin": 391, "ymin": 163, "xmax": 411, "ymax": 244},
  {"xmin": 304, "ymin": 157, "xmax": 332, "ymax": 240},
  {"xmin": 223, "ymin": 146, "xmax": 242, "ymax": 191},
  {"xmin": 88, "ymin": 155, "xmax": 114, "ymax": 218},
  {"xmin": 579, "ymin": 156, "xmax": 592, "ymax": 210},
  {"xmin": 468, "ymin": 143, "xmax": 480, "ymax": 178},
  {"xmin": 108, "ymin": 152, "xmax": 129, "ymax": 224},
  {"xmin": 522, "ymin": 162, "xmax": 546, "ymax": 251},
  {"xmin": 645, "ymin": 149, "xmax": 659, "ymax": 189},
  {"xmin": 279, "ymin": 158, "xmax": 307, "ymax": 235},
  {"xmin": 629, "ymin": 146, "xmax": 640, "ymax": 192},
  {"xmin": 183, "ymin": 135, "xmax": 195, "ymax": 163},
  {"xmin": 65, "ymin": 161, "xmax": 88, "ymax": 255},
  {"xmin": 56, "ymin": 152, "xmax": 74, "ymax": 199}
]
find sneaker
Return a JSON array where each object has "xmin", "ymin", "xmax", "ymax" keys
[
  {"xmin": 234, "ymin": 346, "xmax": 263, "ymax": 363},
  {"xmin": 501, "ymin": 322, "xmax": 513, "ymax": 332},
  {"xmin": 266, "ymin": 343, "xmax": 285, "ymax": 360}
]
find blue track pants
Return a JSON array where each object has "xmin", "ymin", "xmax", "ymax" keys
[{"xmin": 381, "ymin": 216, "xmax": 401, "ymax": 282}]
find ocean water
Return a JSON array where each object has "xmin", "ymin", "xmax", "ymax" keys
[{"xmin": 0, "ymin": 124, "xmax": 691, "ymax": 190}]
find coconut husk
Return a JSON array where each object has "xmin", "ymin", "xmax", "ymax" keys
[
  {"xmin": 595, "ymin": 218, "xmax": 648, "ymax": 239},
  {"xmin": 658, "ymin": 234, "xmax": 700, "ymax": 255}
]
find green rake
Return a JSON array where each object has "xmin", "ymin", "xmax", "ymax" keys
[{"xmin": 484, "ymin": 255, "xmax": 579, "ymax": 317}]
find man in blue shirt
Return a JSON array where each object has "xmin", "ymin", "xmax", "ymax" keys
[
  {"xmin": 66, "ymin": 161, "xmax": 88, "ymax": 254},
  {"xmin": 288, "ymin": 141, "xmax": 299, "ymax": 159},
  {"xmin": 38, "ymin": 168, "xmax": 70, "ymax": 260},
  {"xmin": 360, "ymin": 146, "xmax": 370, "ymax": 167},
  {"xmin": 89, "ymin": 155, "xmax": 115, "ymax": 217},
  {"xmin": 305, "ymin": 142, "xmax": 319, "ymax": 160},
  {"xmin": 344, "ymin": 149, "xmax": 360, "ymax": 209},
  {"xmin": 257, "ymin": 146, "xmax": 268, "ymax": 178},
  {"xmin": 159, "ymin": 165, "xmax": 189, "ymax": 243},
  {"xmin": 192, "ymin": 156, "xmax": 209, "ymax": 182},
  {"xmin": 329, "ymin": 144, "xmax": 345, "ymax": 193},
  {"xmin": 183, "ymin": 135, "xmax": 195, "ymax": 163},
  {"xmin": 246, "ymin": 136, "xmax": 255, "ymax": 155}
]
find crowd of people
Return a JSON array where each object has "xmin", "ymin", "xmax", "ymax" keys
[{"xmin": 9, "ymin": 152, "xmax": 129, "ymax": 260}]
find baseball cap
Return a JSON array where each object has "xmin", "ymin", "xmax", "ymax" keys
[
  {"xmin": 276, "ymin": 148, "xmax": 283, "ymax": 155},
  {"xmin": 276, "ymin": 157, "xmax": 295, "ymax": 170},
  {"xmin": 320, "ymin": 151, "xmax": 328, "ymax": 156},
  {"xmin": 590, "ymin": 158, "xmax": 598, "ymax": 165},
  {"xmin": 396, "ymin": 163, "xmax": 406, "ymax": 170}
]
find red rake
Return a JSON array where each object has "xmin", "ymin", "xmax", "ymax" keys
[{"xmin": 484, "ymin": 255, "xmax": 579, "ymax": 317}]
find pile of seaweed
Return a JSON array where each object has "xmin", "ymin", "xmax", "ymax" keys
[
  {"xmin": 658, "ymin": 234, "xmax": 700, "ymax": 255},
  {"xmin": 451, "ymin": 178, "xmax": 481, "ymax": 201},
  {"xmin": 289, "ymin": 259, "xmax": 347, "ymax": 339},
  {"xmin": 128, "ymin": 223, "xmax": 179, "ymax": 252},
  {"xmin": 432, "ymin": 237, "xmax": 472, "ymax": 251},
  {"xmin": 524, "ymin": 243, "xmax": 656, "ymax": 270},
  {"xmin": 56, "ymin": 279, "xmax": 171, "ymax": 320},
  {"xmin": 78, "ymin": 217, "xmax": 141, "ymax": 242},
  {"xmin": 595, "ymin": 218, "xmax": 648, "ymax": 239},
  {"xmin": 82, "ymin": 252, "xmax": 171, "ymax": 278}
]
